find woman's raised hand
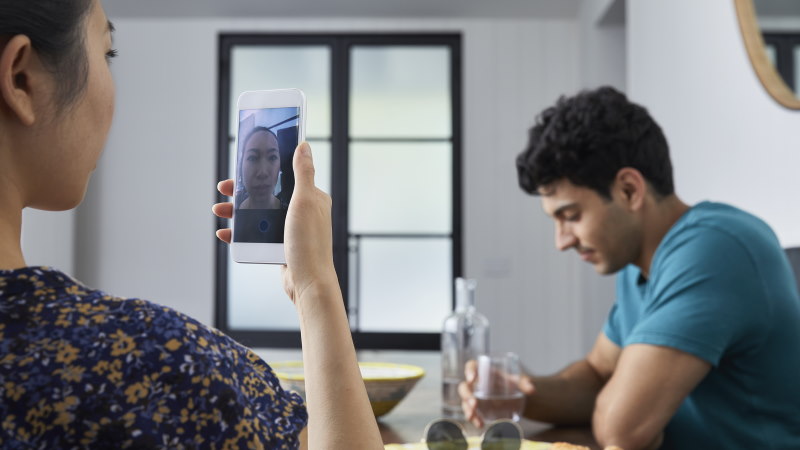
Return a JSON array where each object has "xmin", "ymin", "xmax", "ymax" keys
[
  {"xmin": 279, "ymin": 142, "xmax": 337, "ymax": 304},
  {"xmin": 212, "ymin": 141, "xmax": 337, "ymax": 305}
]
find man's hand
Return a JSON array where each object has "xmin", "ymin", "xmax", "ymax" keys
[
  {"xmin": 458, "ymin": 359, "xmax": 536, "ymax": 428},
  {"xmin": 459, "ymin": 335, "xmax": 615, "ymax": 427}
]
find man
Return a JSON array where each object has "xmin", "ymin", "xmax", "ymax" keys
[{"xmin": 459, "ymin": 87, "xmax": 800, "ymax": 449}]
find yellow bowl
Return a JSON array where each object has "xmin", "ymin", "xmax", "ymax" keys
[{"xmin": 272, "ymin": 361, "xmax": 425, "ymax": 417}]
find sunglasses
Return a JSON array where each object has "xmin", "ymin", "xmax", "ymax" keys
[{"xmin": 423, "ymin": 418, "xmax": 523, "ymax": 450}]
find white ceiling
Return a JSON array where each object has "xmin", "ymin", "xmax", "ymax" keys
[{"xmin": 102, "ymin": 0, "xmax": 582, "ymax": 19}]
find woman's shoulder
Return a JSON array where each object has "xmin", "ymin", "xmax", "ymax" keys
[
  {"xmin": 0, "ymin": 266, "xmax": 245, "ymax": 367},
  {"xmin": 1, "ymin": 267, "xmax": 198, "ymax": 341},
  {"xmin": 0, "ymin": 266, "xmax": 308, "ymax": 447},
  {"xmin": 0, "ymin": 266, "xmax": 301, "ymax": 400}
]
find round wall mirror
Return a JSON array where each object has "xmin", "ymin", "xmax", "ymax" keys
[{"xmin": 735, "ymin": 0, "xmax": 800, "ymax": 110}]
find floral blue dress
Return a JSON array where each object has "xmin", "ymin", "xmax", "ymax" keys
[{"xmin": 0, "ymin": 267, "xmax": 308, "ymax": 449}]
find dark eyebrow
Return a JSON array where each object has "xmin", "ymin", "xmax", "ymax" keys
[
  {"xmin": 552, "ymin": 203, "xmax": 579, "ymax": 218},
  {"xmin": 107, "ymin": 20, "xmax": 115, "ymax": 38}
]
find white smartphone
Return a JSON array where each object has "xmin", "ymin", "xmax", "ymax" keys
[{"xmin": 231, "ymin": 88, "xmax": 306, "ymax": 264}]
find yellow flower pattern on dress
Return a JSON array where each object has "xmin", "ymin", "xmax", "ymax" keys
[{"xmin": 0, "ymin": 267, "xmax": 308, "ymax": 448}]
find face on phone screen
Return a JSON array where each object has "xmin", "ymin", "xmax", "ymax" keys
[{"xmin": 233, "ymin": 106, "xmax": 299, "ymax": 244}]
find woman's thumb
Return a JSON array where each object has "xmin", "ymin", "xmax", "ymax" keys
[{"xmin": 292, "ymin": 141, "xmax": 315, "ymax": 191}]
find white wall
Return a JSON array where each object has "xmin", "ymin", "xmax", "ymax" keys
[
  {"xmin": 574, "ymin": 0, "xmax": 625, "ymax": 354},
  {"xmin": 458, "ymin": 19, "xmax": 590, "ymax": 373},
  {"xmin": 48, "ymin": 16, "xmax": 593, "ymax": 374},
  {"xmin": 579, "ymin": 0, "xmax": 626, "ymax": 91},
  {"xmin": 21, "ymin": 209, "xmax": 74, "ymax": 275},
  {"xmin": 628, "ymin": 1, "xmax": 800, "ymax": 248}
]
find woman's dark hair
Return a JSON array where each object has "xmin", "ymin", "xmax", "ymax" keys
[
  {"xmin": 516, "ymin": 86, "xmax": 674, "ymax": 200},
  {"xmin": 244, "ymin": 126, "xmax": 279, "ymax": 149},
  {"xmin": 0, "ymin": 0, "xmax": 94, "ymax": 109}
]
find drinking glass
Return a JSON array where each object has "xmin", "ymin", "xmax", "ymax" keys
[{"xmin": 474, "ymin": 352, "xmax": 525, "ymax": 423}]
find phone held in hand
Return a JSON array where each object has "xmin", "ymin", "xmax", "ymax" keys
[{"xmin": 231, "ymin": 88, "xmax": 306, "ymax": 264}]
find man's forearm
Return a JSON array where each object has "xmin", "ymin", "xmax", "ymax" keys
[{"xmin": 523, "ymin": 359, "xmax": 606, "ymax": 425}]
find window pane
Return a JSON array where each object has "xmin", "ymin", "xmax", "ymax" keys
[
  {"xmin": 350, "ymin": 46, "xmax": 451, "ymax": 139},
  {"xmin": 353, "ymin": 237, "xmax": 452, "ymax": 332},
  {"xmin": 765, "ymin": 44, "xmax": 777, "ymax": 66},
  {"xmin": 794, "ymin": 45, "xmax": 800, "ymax": 94},
  {"xmin": 309, "ymin": 140, "xmax": 332, "ymax": 195},
  {"xmin": 231, "ymin": 46, "xmax": 331, "ymax": 139},
  {"xmin": 227, "ymin": 45, "xmax": 331, "ymax": 332},
  {"xmin": 349, "ymin": 142, "xmax": 452, "ymax": 234},
  {"xmin": 228, "ymin": 263, "xmax": 299, "ymax": 330}
]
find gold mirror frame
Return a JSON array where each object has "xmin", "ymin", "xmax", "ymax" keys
[{"xmin": 734, "ymin": 0, "xmax": 800, "ymax": 110}]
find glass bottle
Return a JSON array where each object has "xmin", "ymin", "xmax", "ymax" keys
[{"xmin": 441, "ymin": 277, "xmax": 490, "ymax": 419}]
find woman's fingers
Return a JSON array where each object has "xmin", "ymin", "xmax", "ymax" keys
[
  {"xmin": 213, "ymin": 179, "xmax": 233, "ymax": 243},
  {"xmin": 212, "ymin": 202, "xmax": 233, "ymax": 219},
  {"xmin": 216, "ymin": 228, "xmax": 231, "ymax": 244},
  {"xmin": 217, "ymin": 179, "xmax": 234, "ymax": 196}
]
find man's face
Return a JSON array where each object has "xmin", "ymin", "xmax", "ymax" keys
[{"xmin": 539, "ymin": 178, "xmax": 641, "ymax": 275}]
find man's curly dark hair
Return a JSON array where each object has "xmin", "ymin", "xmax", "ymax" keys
[{"xmin": 516, "ymin": 86, "xmax": 674, "ymax": 200}]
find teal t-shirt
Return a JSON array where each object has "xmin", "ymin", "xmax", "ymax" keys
[{"xmin": 604, "ymin": 202, "xmax": 800, "ymax": 449}]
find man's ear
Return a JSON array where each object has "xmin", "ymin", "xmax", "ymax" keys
[
  {"xmin": 0, "ymin": 35, "xmax": 39, "ymax": 126},
  {"xmin": 614, "ymin": 167, "xmax": 646, "ymax": 211}
]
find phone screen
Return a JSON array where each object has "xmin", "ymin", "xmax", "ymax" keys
[{"xmin": 233, "ymin": 106, "xmax": 300, "ymax": 244}]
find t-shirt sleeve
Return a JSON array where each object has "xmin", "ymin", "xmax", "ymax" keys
[
  {"xmin": 625, "ymin": 226, "xmax": 768, "ymax": 366},
  {"xmin": 603, "ymin": 267, "xmax": 637, "ymax": 347},
  {"xmin": 604, "ymin": 298, "xmax": 623, "ymax": 347}
]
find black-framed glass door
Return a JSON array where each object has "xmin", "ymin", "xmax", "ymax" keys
[{"xmin": 216, "ymin": 33, "xmax": 462, "ymax": 350}]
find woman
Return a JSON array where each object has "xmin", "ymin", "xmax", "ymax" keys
[
  {"xmin": 238, "ymin": 127, "xmax": 287, "ymax": 210},
  {"xmin": 0, "ymin": 0, "xmax": 381, "ymax": 448}
]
